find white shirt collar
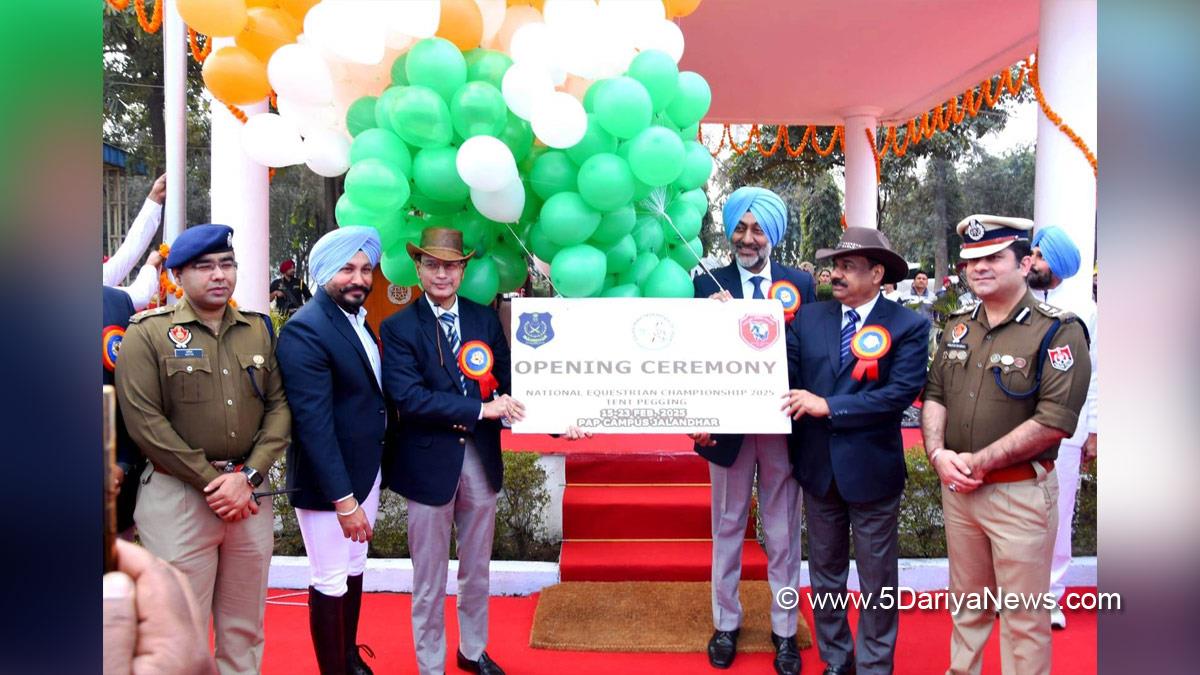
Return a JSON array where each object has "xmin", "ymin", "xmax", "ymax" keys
[
  {"xmin": 841, "ymin": 291, "xmax": 882, "ymax": 323},
  {"xmin": 426, "ymin": 294, "xmax": 460, "ymax": 318},
  {"xmin": 338, "ymin": 303, "xmax": 368, "ymax": 326},
  {"xmin": 736, "ymin": 261, "xmax": 773, "ymax": 292}
]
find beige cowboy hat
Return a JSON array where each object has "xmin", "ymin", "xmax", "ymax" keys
[
  {"xmin": 406, "ymin": 227, "xmax": 476, "ymax": 263},
  {"xmin": 815, "ymin": 227, "xmax": 909, "ymax": 284}
]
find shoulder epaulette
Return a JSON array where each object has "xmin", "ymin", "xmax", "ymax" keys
[
  {"xmin": 950, "ymin": 305, "xmax": 973, "ymax": 316},
  {"xmin": 1034, "ymin": 301, "xmax": 1077, "ymax": 322},
  {"xmin": 129, "ymin": 305, "xmax": 173, "ymax": 324}
]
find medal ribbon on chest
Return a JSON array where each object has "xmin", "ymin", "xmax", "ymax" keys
[
  {"xmin": 458, "ymin": 340, "xmax": 499, "ymax": 400},
  {"xmin": 850, "ymin": 325, "xmax": 892, "ymax": 382}
]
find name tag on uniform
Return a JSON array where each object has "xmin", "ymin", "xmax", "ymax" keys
[
  {"xmin": 944, "ymin": 343, "xmax": 968, "ymax": 351},
  {"xmin": 174, "ymin": 348, "xmax": 204, "ymax": 358}
]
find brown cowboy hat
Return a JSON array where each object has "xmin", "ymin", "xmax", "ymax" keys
[
  {"xmin": 815, "ymin": 227, "xmax": 909, "ymax": 284},
  {"xmin": 406, "ymin": 227, "xmax": 476, "ymax": 263}
]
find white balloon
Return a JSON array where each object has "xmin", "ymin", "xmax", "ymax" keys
[
  {"xmin": 268, "ymin": 43, "xmax": 334, "ymax": 105},
  {"xmin": 304, "ymin": 129, "xmax": 352, "ymax": 177},
  {"xmin": 531, "ymin": 92, "xmax": 587, "ymax": 149},
  {"xmin": 543, "ymin": 0, "xmax": 598, "ymax": 33},
  {"xmin": 241, "ymin": 113, "xmax": 306, "ymax": 168},
  {"xmin": 637, "ymin": 19, "xmax": 685, "ymax": 63},
  {"xmin": 596, "ymin": 0, "xmax": 664, "ymax": 28},
  {"xmin": 456, "ymin": 136, "xmax": 518, "ymax": 192},
  {"xmin": 471, "ymin": 179, "xmax": 526, "ymax": 223},
  {"xmin": 475, "ymin": 0, "xmax": 507, "ymax": 44},
  {"xmin": 304, "ymin": 1, "xmax": 386, "ymax": 65},
  {"xmin": 501, "ymin": 62, "xmax": 555, "ymax": 121},
  {"xmin": 510, "ymin": 22, "xmax": 567, "ymax": 85},
  {"xmin": 275, "ymin": 95, "xmax": 341, "ymax": 138},
  {"xmin": 379, "ymin": 0, "xmax": 441, "ymax": 40}
]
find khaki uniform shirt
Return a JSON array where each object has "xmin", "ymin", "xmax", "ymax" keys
[
  {"xmin": 115, "ymin": 300, "xmax": 290, "ymax": 491},
  {"xmin": 924, "ymin": 291, "xmax": 1090, "ymax": 463}
]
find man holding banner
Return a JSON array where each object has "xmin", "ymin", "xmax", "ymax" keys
[
  {"xmin": 692, "ymin": 187, "xmax": 816, "ymax": 675},
  {"xmin": 783, "ymin": 227, "xmax": 930, "ymax": 675}
]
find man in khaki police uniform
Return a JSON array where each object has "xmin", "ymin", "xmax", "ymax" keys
[
  {"xmin": 921, "ymin": 215, "xmax": 1090, "ymax": 675},
  {"xmin": 116, "ymin": 224, "xmax": 291, "ymax": 674}
]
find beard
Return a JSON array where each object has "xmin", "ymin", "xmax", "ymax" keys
[
  {"xmin": 1026, "ymin": 267, "xmax": 1054, "ymax": 290},
  {"xmin": 331, "ymin": 283, "xmax": 372, "ymax": 312}
]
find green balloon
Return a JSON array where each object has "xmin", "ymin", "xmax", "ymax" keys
[
  {"xmin": 405, "ymin": 38, "xmax": 467, "ymax": 103},
  {"xmin": 627, "ymin": 126, "xmax": 685, "ymax": 186},
  {"xmin": 680, "ymin": 121, "xmax": 700, "ymax": 140},
  {"xmin": 593, "ymin": 76, "xmax": 653, "ymax": 140},
  {"xmin": 375, "ymin": 86, "xmax": 407, "ymax": 129},
  {"xmin": 604, "ymin": 234, "xmax": 637, "ymax": 274},
  {"xmin": 591, "ymin": 204, "xmax": 637, "ymax": 245},
  {"xmin": 390, "ymin": 53, "xmax": 409, "ymax": 86},
  {"xmin": 676, "ymin": 187, "xmax": 709, "ymax": 218},
  {"xmin": 674, "ymin": 140, "xmax": 714, "ymax": 190},
  {"xmin": 540, "ymin": 192, "xmax": 601, "ymax": 246},
  {"xmin": 450, "ymin": 81, "xmax": 507, "ymax": 139},
  {"xmin": 576, "ymin": 153, "xmax": 634, "ymax": 212},
  {"xmin": 664, "ymin": 200, "xmax": 701, "ymax": 240},
  {"xmin": 666, "ymin": 71, "xmax": 712, "ymax": 128},
  {"xmin": 388, "ymin": 86, "xmax": 453, "ymax": 149},
  {"xmin": 373, "ymin": 218, "xmax": 410, "ymax": 253},
  {"xmin": 529, "ymin": 221, "xmax": 563, "ymax": 262},
  {"xmin": 380, "ymin": 248, "xmax": 419, "ymax": 287},
  {"xmin": 452, "ymin": 208, "xmax": 493, "ymax": 254},
  {"xmin": 344, "ymin": 158, "xmax": 410, "ymax": 212},
  {"xmin": 350, "ymin": 128, "xmax": 413, "ymax": 176},
  {"xmin": 627, "ymin": 50, "xmax": 679, "ymax": 112},
  {"xmin": 565, "ymin": 114, "xmax": 618, "ymax": 166},
  {"xmin": 498, "ymin": 113, "xmax": 534, "ymax": 163},
  {"xmin": 601, "ymin": 283, "xmax": 641, "ymax": 298},
  {"xmin": 667, "ymin": 235, "xmax": 703, "ymax": 269},
  {"xmin": 519, "ymin": 179, "xmax": 543, "ymax": 224},
  {"xmin": 459, "ymin": 255, "xmax": 500, "ymax": 304},
  {"xmin": 640, "ymin": 257, "xmax": 693, "ymax": 298},
  {"xmin": 335, "ymin": 193, "xmax": 398, "ymax": 229},
  {"xmin": 529, "ymin": 151, "xmax": 579, "ymax": 201},
  {"xmin": 582, "ymin": 79, "xmax": 607, "ymax": 113},
  {"xmin": 346, "ymin": 96, "xmax": 378, "ymax": 137},
  {"xmin": 410, "ymin": 186, "xmax": 465, "ymax": 215},
  {"xmin": 551, "ymin": 244, "xmax": 607, "ymax": 297},
  {"xmin": 632, "ymin": 214, "xmax": 665, "ymax": 254},
  {"xmin": 412, "ymin": 146, "xmax": 468, "ymax": 203},
  {"xmin": 620, "ymin": 251, "xmax": 659, "ymax": 286},
  {"xmin": 491, "ymin": 244, "xmax": 529, "ymax": 292},
  {"xmin": 465, "ymin": 49, "xmax": 512, "ymax": 90}
]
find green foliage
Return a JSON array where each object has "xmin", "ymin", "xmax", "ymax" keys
[
  {"xmin": 816, "ymin": 283, "xmax": 834, "ymax": 301},
  {"xmin": 1073, "ymin": 460, "xmax": 1097, "ymax": 554}
]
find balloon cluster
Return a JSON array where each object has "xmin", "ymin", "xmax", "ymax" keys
[{"xmin": 189, "ymin": 0, "xmax": 711, "ymax": 300}]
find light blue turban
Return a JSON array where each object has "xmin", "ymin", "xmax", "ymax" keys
[
  {"xmin": 1032, "ymin": 226, "xmax": 1081, "ymax": 280},
  {"xmin": 722, "ymin": 186, "xmax": 788, "ymax": 246},
  {"xmin": 308, "ymin": 226, "xmax": 382, "ymax": 286}
]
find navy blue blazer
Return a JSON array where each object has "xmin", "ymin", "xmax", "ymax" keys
[
  {"xmin": 104, "ymin": 286, "xmax": 141, "ymax": 530},
  {"xmin": 276, "ymin": 288, "xmax": 389, "ymax": 510},
  {"xmin": 692, "ymin": 261, "xmax": 818, "ymax": 467},
  {"xmin": 786, "ymin": 296, "xmax": 929, "ymax": 503},
  {"xmin": 380, "ymin": 295, "xmax": 510, "ymax": 507}
]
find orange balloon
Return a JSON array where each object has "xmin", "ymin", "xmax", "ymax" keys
[
  {"xmin": 178, "ymin": 0, "xmax": 249, "ymax": 37},
  {"xmin": 245, "ymin": 0, "xmax": 279, "ymax": 7},
  {"xmin": 235, "ymin": 7, "xmax": 300, "ymax": 62},
  {"xmin": 277, "ymin": 0, "xmax": 319, "ymax": 22},
  {"xmin": 436, "ymin": 0, "xmax": 484, "ymax": 51},
  {"xmin": 664, "ymin": 0, "xmax": 703, "ymax": 19},
  {"xmin": 508, "ymin": 0, "xmax": 545, "ymax": 11},
  {"xmin": 492, "ymin": 4, "xmax": 541, "ymax": 53},
  {"xmin": 202, "ymin": 46, "xmax": 271, "ymax": 105}
]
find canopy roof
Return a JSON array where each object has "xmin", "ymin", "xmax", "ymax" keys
[{"xmin": 678, "ymin": 0, "xmax": 1038, "ymax": 125}]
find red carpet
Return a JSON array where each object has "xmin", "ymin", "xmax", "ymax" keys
[
  {"xmin": 505, "ymin": 428, "xmax": 925, "ymax": 455},
  {"xmin": 262, "ymin": 587, "xmax": 1097, "ymax": 674},
  {"xmin": 559, "ymin": 452, "xmax": 765, "ymax": 582}
]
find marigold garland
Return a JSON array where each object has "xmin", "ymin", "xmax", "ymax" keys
[
  {"xmin": 188, "ymin": 28, "xmax": 211, "ymax": 63},
  {"xmin": 1029, "ymin": 53, "xmax": 1097, "ymax": 177},
  {"xmin": 699, "ymin": 124, "xmax": 847, "ymax": 159},
  {"xmin": 133, "ymin": 0, "xmax": 162, "ymax": 34},
  {"xmin": 105, "ymin": 0, "xmax": 130, "ymax": 10}
]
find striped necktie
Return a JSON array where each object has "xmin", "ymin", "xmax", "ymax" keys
[
  {"xmin": 438, "ymin": 311, "xmax": 467, "ymax": 394},
  {"xmin": 840, "ymin": 308, "xmax": 860, "ymax": 367}
]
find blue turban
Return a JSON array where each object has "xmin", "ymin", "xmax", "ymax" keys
[
  {"xmin": 308, "ymin": 226, "xmax": 382, "ymax": 286},
  {"xmin": 722, "ymin": 186, "xmax": 788, "ymax": 246},
  {"xmin": 1032, "ymin": 226, "xmax": 1081, "ymax": 280}
]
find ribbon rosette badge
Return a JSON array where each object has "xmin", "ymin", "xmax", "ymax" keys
[
  {"xmin": 102, "ymin": 325, "xmax": 126, "ymax": 372},
  {"xmin": 850, "ymin": 325, "xmax": 892, "ymax": 381},
  {"xmin": 458, "ymin": 340, "xmax": 499, "ymax": 400},
  {"xmin": 769, "ymin": 280, "xmax": 801, "ymax": 322}
]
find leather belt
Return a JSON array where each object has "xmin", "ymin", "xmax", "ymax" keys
[
  {"xmin": 151, "ymin": 458, "xmax": 246, "ymax": 478},
  {"xmin": 983, "ymin": 459, "xmax": 1055, "ymax": 485}
]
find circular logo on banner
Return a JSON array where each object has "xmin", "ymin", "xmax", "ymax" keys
[
  {"xmin": 632, "ymin": 313, "xmax": 674, "ymax": 350},
  {"xmin": 768, "ymin": 280, "xmax": 801, "ymax": 314},
  {"xmin": 458, "ymin": 340, "xmax": 494, "ymax": 379},
  {"xmin": 850, "ymin": 325, "xmax": 892, "ymax": 360},
  {"xmin": 102, "ymin": 325, "xmax": 125, "ymax": 372},
  {"xmin": 388, "ymin": 285, "xmax": 415, "ymax": 305}
]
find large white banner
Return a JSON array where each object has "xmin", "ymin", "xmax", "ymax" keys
[{"xmin": 509, "ymin": 297, "xmax": 791, "ymax": 434}]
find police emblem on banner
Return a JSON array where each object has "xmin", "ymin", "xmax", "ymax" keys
[
  {"xmin": 102, "ymin": 325, "xmax": 125, "ymax": 372},
  {"xmin": 517, "ymin": 312, "xmax": 555, "ymax": 348},
  {"xmin": 1047, "ymin": 345, "xmax": 1074, "ymax": 371},
  {"xmin": 739, "ymin": 314, "xmax": 779, "ymax": 351}
]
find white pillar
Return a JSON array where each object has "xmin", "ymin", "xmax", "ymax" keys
[
  {"xmin": 163, "ymin": 0, "xmax": 186, "ymax": 245},
  {"xmin": 842, "ymin": 108, "xmax": 882, "ymax": 229},
  {"xmin": 209, "ymin": 39, "xmax": 270, "ymax": 313},
  {"xmin": 1033, "ymin": 0, "xmax": 1096, "ymax": 306}
]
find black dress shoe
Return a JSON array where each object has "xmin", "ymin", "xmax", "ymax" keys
[
  {"xmin": 822, "ymin": 663, "xmax": 856, "ymax": 675},
  {"xmin": 456, "ymin": 650, "xmax": 505, "ymax": 675},
  {"xmin": 706, "ymin": 628, "xmax": 740, "ymax": 669},
  {"xmin": 770, "ymin": 632, "xmax": 801, "ymax": 675}
]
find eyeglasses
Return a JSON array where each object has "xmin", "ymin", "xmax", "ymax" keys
[
  {"xmin": 190, "ymin": 260, "xmax": 238, "ymax": 275},
  {"xmin": 419, "ymin": 259, "xmax": 465, "ymax": 273}
]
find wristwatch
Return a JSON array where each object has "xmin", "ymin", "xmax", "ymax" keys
[{"xmin": 242, "ymin": 466, "xmax": 264, "ymax": 489}]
